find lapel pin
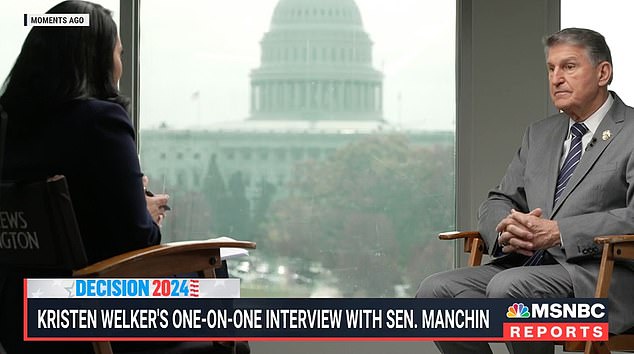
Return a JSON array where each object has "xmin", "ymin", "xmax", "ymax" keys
[{"xmin": 602, "ymin": 130, "xmax": 612, "ymax": 141}]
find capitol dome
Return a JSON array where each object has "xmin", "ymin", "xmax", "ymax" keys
[
  {"xmin": 270, "ymin": 0, "xmax": 364, "ymax": 28},
  {"xmin": 249, "ymin": 0, "xmax": 383, "ymax": 121}
]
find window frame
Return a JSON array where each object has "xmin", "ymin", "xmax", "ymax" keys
[
  {"xmin": 118, "ymin": 0, "xmax": 141, "ymax": 145},
  {"xmin": 120, "ymin": 0, "xmax": 560, "ymax": 270}
]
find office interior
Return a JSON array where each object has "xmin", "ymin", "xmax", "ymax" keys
[{"xmin": 2, "ymin": 0, "xmax": 633, "ymax": 353}]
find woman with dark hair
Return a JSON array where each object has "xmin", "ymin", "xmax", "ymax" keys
[
  {"xmin": 1, "ymin": 0, "xmax": 128, "ymax": 123},
  {"xmin": 0, "ymin": 0, "xmax": 167, "ymax": 260},
  {"xmin": 0, "ymin": 1, "xmax": 187, "ymax": 353}
]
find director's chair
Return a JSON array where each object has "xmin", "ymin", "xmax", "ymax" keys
[
  {"xmin": 438, "ymin": 231, "xmax": 634, "ymax": 354},
  {"xmin": 0, "ymin": 175, "xmax": 256, "ymax": 354}
]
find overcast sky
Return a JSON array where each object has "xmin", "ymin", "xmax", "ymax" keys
[
  {"xmin": 2, "ymin": 1, "xmax": 633, "ymax": 131},
  {"xmin": 137, "ymin": 0, "xmax": 456, "ymax": 130}
]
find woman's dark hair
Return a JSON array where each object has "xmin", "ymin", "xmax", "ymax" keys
[{"xmin": 0, "ymin": 0, "xmax": 127, "ymax": 124}]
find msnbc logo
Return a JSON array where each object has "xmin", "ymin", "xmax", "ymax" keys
[{"xmin": 507, "ymin": 303, "xmax": 530, "ymax": 318}]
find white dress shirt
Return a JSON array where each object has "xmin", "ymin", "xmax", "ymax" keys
[{"xmin": 559, "ymin": 94, "xmax": 614, "ymax": 168}]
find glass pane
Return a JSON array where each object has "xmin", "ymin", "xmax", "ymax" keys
[
  {"xmin": 139, "ymin": 0, "xmax": 456, "ymax": 297},
  {"xmin": 561, "ymin": 0, "xmax": 634, "ymax": 103},
  {"xmin": 0, "ymin": 0, "xmax": 120, "ymax": 83}
]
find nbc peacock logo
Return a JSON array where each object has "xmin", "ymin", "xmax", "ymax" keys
[{"xmin": 506, "ymin": 303, "xmax": 530, "ymax": 318}]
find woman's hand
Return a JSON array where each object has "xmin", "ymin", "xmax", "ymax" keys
[{"xmin": 143, "ymin": 176, "xmax": 170, "ymax": 225}]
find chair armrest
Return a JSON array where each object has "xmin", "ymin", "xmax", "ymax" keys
[
  {"xmin": 593, "ymin": 235, "xmax": 634, "ymax": 263},
  {"xmin": 438, "ymin": 231, "xmax": 485, "ymax": 266},
  {"xmin": 73, "ymin": 240, "xmax": 256, "ymax": 277},
  {"xmin": 593, "ymin": 234, "xmax": 634, "ymax": 244},
  {"xmin": 438, "ymin": 231, "xmax": 481, "ymax": 240}
]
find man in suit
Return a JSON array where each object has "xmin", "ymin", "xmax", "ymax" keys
[{"xmin": 416, "ymin": 28, "xmax": 634, "ymax": 354}]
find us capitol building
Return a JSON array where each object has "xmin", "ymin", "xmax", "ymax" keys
[{"xmin": 140, "ymin": 0, "xmax": 451, "ymax": 205}]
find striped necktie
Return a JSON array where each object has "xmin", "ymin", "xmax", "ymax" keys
[
  {"xmin": 525, "ymin": 122, "xmax": 588, "ymax": 266},
  {"xmin": 554, "ymin": 122, "xmax": 589, "ymax": 204}
]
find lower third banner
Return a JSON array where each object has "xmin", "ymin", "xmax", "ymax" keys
[{"xmin": 25, "ymin": 279, "xmax": 608, "ymax": 341}]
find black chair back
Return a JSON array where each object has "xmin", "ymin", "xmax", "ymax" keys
[{"xmin": 0, "ymin": 176, "xmax": 88, "ymax": 271}]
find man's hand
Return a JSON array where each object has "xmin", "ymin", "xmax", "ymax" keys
[
  {"xmin": 496, "ymin": 208, "xmax": 561, "ymax": 256},
  {"xmin": 496, "ymin": 208, "xmax": 541, "ymax": 256}
]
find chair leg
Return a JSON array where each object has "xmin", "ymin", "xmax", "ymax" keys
[
  {"xmin": 467, "ymin": 237, "xmax": 484, "ymax": 267},
  {"xmin": 584, "ymin": 340, "xmax": 610, "ymax": 354},
  {"xmin": 563, "ymin": 341, "xmax": 584, "ymax": 352},
  {"xmin": 579, "ymin": 243, "xmax": 615, "ymax": 354},
  {"xmin": 92, "ymin": 341, "xmax": 114, "ymax": 354}
]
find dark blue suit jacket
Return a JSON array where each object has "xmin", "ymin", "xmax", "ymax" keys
[
  {"xmin": 3, "ymin": 98, "xmax": 160, "ymax": 261},
  {"xmin": 0, "ymin": 99, "xmax": 160, "ymax": 353}
]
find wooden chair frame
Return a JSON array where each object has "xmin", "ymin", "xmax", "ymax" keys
[
  {"xmin": 439, "ymin": 231, "xmax": 634, "ymax": 354},
  {"xmin": 76, "ymin": 238, "xmax": 256, "ymax": 354},
  {"xmin": 0, "ymin": 176, "xmax": 255, "ymax": 354}
]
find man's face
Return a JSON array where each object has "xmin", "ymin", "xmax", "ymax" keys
[{"xmin": 547, "ymin": 44, "xmax": 609, "ymax": 121}]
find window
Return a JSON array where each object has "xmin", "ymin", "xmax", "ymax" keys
[
  {"xmin": 561, "ymin": 0, "xmax": 634, "ymax": 103},
  {"xmin": 241, "ymin": 149, "xmax": 252, "ymax": 160},
  {"xmin": 138, "ymin": 0, "xmax": 455, "ymax": 298}
]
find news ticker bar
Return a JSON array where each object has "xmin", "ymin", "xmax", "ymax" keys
[{"xmin": 25, "ymin": 282, "xmax": 608, "ymax": 341}]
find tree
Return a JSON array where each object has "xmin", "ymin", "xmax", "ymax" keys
[
  {"xmin": 201, "ymin": 153, "xmax": 228, "ymax": 235},
  {"xmin": 266, "ymin": 135, "xmax": 454, "ymax": 296},
  {"xmin": 200, "ymin": 154, "xmax": 251, "ymax": 238},
  {"xmin": 220, "ymin": 171, "xmax": 251, "ymax": 237},
  {"xmin": 251, "ymin": 178, "xmax": 277, "ymax": 242}
]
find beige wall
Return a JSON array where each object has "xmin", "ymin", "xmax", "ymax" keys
[{"xmin": 455, "ymin": 0, "xmax": 559, "ymax": 257}]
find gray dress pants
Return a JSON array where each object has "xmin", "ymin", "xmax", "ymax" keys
[{"xmin": 415, "ymin": 262, "xmax": 574, "ymax": 354}]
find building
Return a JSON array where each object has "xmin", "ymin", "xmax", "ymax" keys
[
  {"xmin": 249, "ymin": 0, "xmax": 383, "ymax": 122},
  {"xmin": 139, "ymin": 0, "xmax": 452, "ymax": 241}
]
